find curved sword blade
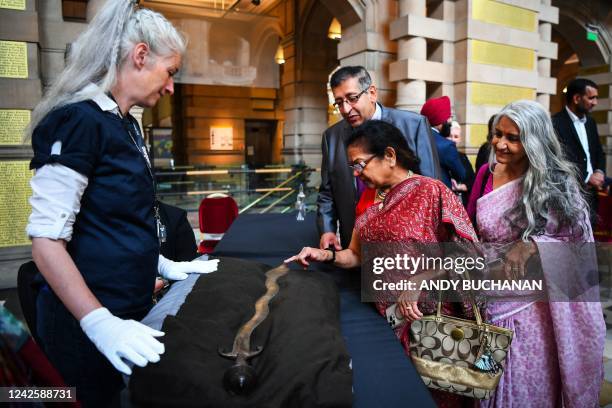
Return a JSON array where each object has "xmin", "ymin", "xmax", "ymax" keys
[{"xmin": 219, "ymin": 263, "xmax": 290, "ymax": 395}]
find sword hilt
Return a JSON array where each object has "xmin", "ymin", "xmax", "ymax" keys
[{"xmin": 218, "ymin": 345, "xmax": 263, "ymax": 360}]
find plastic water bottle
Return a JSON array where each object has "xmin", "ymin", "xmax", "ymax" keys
[{"xmin": 296, "ymin": 183, "xmax": 306, "ymax": 221}]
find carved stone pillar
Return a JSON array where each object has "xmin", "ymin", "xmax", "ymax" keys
[{"xmin": 394, "ymin": 0, "xmax": 426, "ymax": 111}]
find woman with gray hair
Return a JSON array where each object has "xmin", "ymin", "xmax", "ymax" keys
[
  {"xmin": 26, "ymin": 1, "xmax": 217, "ymax": 405},
  {"xmin": 467, "ymin": 100, "xmax": 604, "ymax": 407}
]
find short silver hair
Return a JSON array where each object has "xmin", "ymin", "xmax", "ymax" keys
[
  {"xmin": 26, "ymin": 0, "xmax": 186, "ymax": 140},
  {"xmin": 490, "ymin": 100, "xmax": 589, "ymax": 240}
]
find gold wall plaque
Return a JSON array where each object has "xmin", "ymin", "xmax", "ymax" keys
[
  {"xmin": 471, "ymin": 40, "xmax": 534, "ymax": 71},
  {"xmin": 471, "ymin": 82, "xmax": 535, "ymax": 106},
  {"xmin": 467, "ymin": 124, "xmax": 489, "ymax": 147},
  {"xmin": 0, "ymin": 40, "xmax": 28, "ymax": 78},
  {"xmin": 0, "ymin": 110, "xmax": 30, "ymax": 145},
  {"xmin": 0, "ymin": 0, "xmax": 26, "ymax": 10},
  {"xmin": 472, "ymin": 0, "xmax": 536, "ymax": 32},
  {"xmin": 468, "ymin": 155, "xmax": 477, "ymax": 169},
  {"xmin": 0, "ymin": 161, "xmax": 32, "ymax": 248}
]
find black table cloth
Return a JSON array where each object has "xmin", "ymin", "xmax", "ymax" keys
[
  {"xmin": 130, "ymin": 257, "xmax": 352, "ymax": 407},
  {"xmin": 212, "ymin": 213, "xmax": 435, "ymax": 408}
]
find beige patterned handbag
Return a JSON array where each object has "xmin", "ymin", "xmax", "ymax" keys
[{"xmin": 408, "ymin": 296, "xmax": 513, "ymax": 399}]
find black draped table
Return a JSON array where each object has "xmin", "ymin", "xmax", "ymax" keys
[{"xmin": 212, "ymin": 213, "xmax": 435, "ymax": 408}]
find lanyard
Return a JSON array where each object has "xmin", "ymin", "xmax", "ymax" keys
[
  {"xmin": 124, "ymin": 118, "xmax": 154, "ymax": 186},
  {"xmin": 104, "ymin": 91, "xmax": 167, "ymax": 244},
  {"xmin": 121, "ymin": 115, "xmax": 167, "ymax": 244}
]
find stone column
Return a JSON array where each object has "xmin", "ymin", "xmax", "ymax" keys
[
  {"xmin": 336, "ymin": 1, "xmax": 397, "ymax": 106},
  {"xmin": 282, "ymin": 0, "xmax": 396, "ymax": 169},
  {"xmin": 394, "ymin": 0, "xmax": 426, "ymax": 111},
  {"xmin": 39, "ymin": 0, "xmax": 86, "ymax": 89},
  {"xmin": 427, "ymin": 1, "xmax": 456, "ymax": 103},
  {"xmin": 536, "ymin": 20, "xmax": 552, "ymax": 109},
  {"xmin": 536, "ymin": 0, "xmax": 558, "ymax": 110}
]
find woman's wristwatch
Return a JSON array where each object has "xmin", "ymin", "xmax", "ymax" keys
[{"xmin": 324, "ymin": 246, "xmax": 336, "ymax": 263}]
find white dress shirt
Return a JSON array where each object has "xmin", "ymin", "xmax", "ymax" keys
[
  {"xmin": 372, "ymin": 103, "xmax": 382, "ymax": 120},
  {"xmin": 565, "ymin": 106, "xmax": 593, "ymax": 182}
]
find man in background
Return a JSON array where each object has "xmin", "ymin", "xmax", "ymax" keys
[
  {"xmin": 420, "ymin": 96, "xmax": 466, "ymax": 190},
  {"xmin": 552, "ymin": 78, "xmax": 606, "ymax": 220}
]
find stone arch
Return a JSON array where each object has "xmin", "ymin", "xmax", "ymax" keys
[
  {"xmin": 297, "ymin": 0, "xmax": 339, "ymax": 78},
  {"xmin": 552, "ymin": 1, "xmax": 610, "ymax": 67},
  {"xmin": 251, "ymin": 21, "xmax": 283, "ymax": 88},
  {"xmin": 550, "ymin": 0, "xmax": 611, "ymax": 112},
  {"xmin": 281, "ymin": 0, "xmax": 363, "ymax": 166},
  {"xmin": 251, "ymin": 19, "xmax": 283, "ymax": 58},
  {"xmin": 318, "ymin": 0, "xmax": 364, "ymax": 28},
  {"xmin": 551, "ymin": 0, "xmax": 612, "ymax": 174}
]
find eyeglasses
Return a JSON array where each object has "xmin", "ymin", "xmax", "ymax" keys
[
  {"xmin": 332, "ymin": 88, "xmax": 369, "ymax": 109},
  {"xmin": 349, "ymin": 155, "xmax": 376, "ymax": 174}
]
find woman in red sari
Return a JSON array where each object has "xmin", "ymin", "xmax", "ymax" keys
[{"xmin": 286, "ymin": 120, "xmax": 478, "ymax": 407}]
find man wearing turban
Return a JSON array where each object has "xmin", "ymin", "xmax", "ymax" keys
[{"xmin": 420, "ymin": 96, "xmax": 466, "ymax": 189}]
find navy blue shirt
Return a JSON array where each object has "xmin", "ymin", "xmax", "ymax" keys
[{"xmin": 31, "ymin": 101, "xmax": 158, "ymax": 317}]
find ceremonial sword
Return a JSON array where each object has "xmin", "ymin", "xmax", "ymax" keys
[{"xmin": 219, "ymin": 264, "xmax": 290, "ymax": 395}]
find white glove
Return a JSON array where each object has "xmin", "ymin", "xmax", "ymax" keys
[
  {"xmin": 80, "ymin": 307, "xmax": 165, "ymax": 375},
  {"xmin": 158, "ymin": 255, "xmax": 219, "ymax": 281}
]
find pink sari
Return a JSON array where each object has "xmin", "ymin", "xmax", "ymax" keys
[{"xmin": 469, "ymin": 165, "xmax": 604, "ymax": 408}]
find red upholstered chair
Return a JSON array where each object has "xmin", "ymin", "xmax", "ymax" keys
[{"xmin": 198, "ymin": 194, "xmax": 239, "ymax": 254}]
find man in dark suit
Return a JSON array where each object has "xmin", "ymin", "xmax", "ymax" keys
[
  {"xmin": 317, "ymin": 66, "xmax": 441, "ymax": 250},
  {"xmin": 552, "ymin": 78, "xmax": 606, "ymax": 218}
]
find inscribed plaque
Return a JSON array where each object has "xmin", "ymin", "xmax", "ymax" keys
[
  {"xmin": 0, "ymin": 110, "xmax": 30, "ymax": 145},
  {"xmin": 471, "ymin": 40, "xmax": 534, "ymax": 71},
  {"xmin": 472, "ymin": 0, "xmax": 536, "ymax": 32},
  {"xmin": 0, "ymin": 40, "xmax": 28, "ymax": 78},
  {"xmin": 0, "ymin": 0, "xmax": 25, "ymax": 10},
  {"xmin": 0, "ymin": 161, "xmax": 32, "ymax": 248},
  {"xmin": 466, "ymin": 124, "xmax": 489, "ymax": 147},
  {"xmin": 470, "ymin": 83, "xmax": 535, "ymax": 106}
]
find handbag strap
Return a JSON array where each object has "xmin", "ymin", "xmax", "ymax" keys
[{"xmin": 435, "ymin": 286, "xmax": 483, "ymax": 326}]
